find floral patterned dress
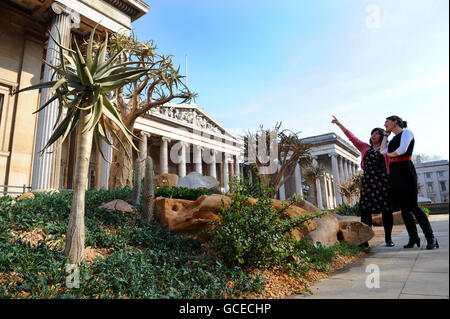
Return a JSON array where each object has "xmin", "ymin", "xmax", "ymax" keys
[{"xmin": 359, "ymin": 147, "xmax": 393, "ymax": 215}]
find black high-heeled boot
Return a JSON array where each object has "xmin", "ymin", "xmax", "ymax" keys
[
  {"xmin": 404, "ymin": 237, "xmax": 420, "ymax": 248},
  {"xmin": 426, "ymin": 237, "xmax": 439, "ymax": 250}
]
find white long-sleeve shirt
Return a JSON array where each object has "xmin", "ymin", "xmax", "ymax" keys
[{"xmin": 381, "ymin": 129, "xmax": 414, "ymax": 155}]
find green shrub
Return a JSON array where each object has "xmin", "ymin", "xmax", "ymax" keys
[
  {"xmin": 334, "ymin": 202, "xmax": 360, "ymax": 216},
  {"xmin": 206, "ymin": 176, "xmax": 320, "ymax": 270},
  {"xmin": 419, "ymin": 205, "xmax": 430, "ymax": 216},
  {"xmin": 294, "ymin": 241, "xmax": 361, "ymax": 273},
  {"xmin": 154, "ymin": 186, "xmax": 212, "ymax": 200},
  {"xmin": 0, "ymin": 188, "xmax": 264, "ymax": 298}
]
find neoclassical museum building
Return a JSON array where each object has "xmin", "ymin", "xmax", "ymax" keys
[
  {"xmin": 0, "ymin": 0, "xmax": 244, "ymax": 195},
  {"xmin": 0, "ymin": 0, "xmax": 360, "ymax": 209}
]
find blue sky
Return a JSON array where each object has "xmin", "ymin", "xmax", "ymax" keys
[{"xmin": 133, "ymin": 0, "xmax": 449, "ymax": 160}]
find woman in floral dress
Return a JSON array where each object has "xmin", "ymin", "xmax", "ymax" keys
[{"xmin": 331, "ymin": 116, "xmax": 394, "ymax": 247}]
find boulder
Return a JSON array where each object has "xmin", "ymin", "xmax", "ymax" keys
[
  {"xmin": 177, "ymin": 172, "xmax": 220, "ymax": 190},
  {"xmin": 17, "ymin": 192, "xmax": 35, "ymax": 200},
  {"xmin": 304, "ymin": 214, "xmax": 340, "ymax": 247},
  {"xmin": 338, "ymin": 220, "xmax": 375, "ymax": 245},
  {"xmin": 372, "ymin": 211, "xmax": 404, "ymax": 226},
  {"xmin": 270, "ymin": 199, "xmax": 317, "ymax": 241},
  {"xmin": 293, "ymin": 199, "xmax": 321, "ymax": 213},
  {"xmin": 99, "ymin": 199, "xmax": 135, "ymax": 213},
  {"xmin": 154, "ymin": 195, "xmax": 317, "ymax": 241},
  {"xmin": 154, "ymin": 194, "xmax": 232, "ymax": 235},
  {"xmin": 153, "ymin": 173, "xmax": 179, "ymax": 187},
  {"xmin": 330, "ymin": 213, "xmax": 361, "ymax": 223}
]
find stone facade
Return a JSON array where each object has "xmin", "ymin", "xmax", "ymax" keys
[
  {"xmin": 0, "ymin": 0, "xmax": 150, "ymax": 194},
  {"xmin": 415, "ymin": 160, "xmax": 449, "ymax": 203},
  {"xmin": 0, "ymin": 0, "xmax": 245, "ymax": 194}
]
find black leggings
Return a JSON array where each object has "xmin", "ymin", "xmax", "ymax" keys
[{"xmin": 361, "ymin": 211, "xmax": 393, "ymax": 241}]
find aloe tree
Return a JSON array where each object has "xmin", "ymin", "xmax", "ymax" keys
[
  {"xmin": 14, "ymin": 27, "xmax": 148, "ymax": 264},
  {"xmin": 303, "ymin": 165, "xmax": 325, "ymax": 207},
  {"xmin": 243, "ymin": 122, "xmax": 312, "ymax": 198},
  {"xmin": 106, "ymin": 33, "xmax": 196, "ymax": 189}
]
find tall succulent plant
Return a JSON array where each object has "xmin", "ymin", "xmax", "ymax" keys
[{"xmin": 14, "ymin": 26, "xmax": 148, "ymax": 264}]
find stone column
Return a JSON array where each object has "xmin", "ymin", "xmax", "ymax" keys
[
  {"xmin": 223, "ymin": 153, "xmax": 229, "ymax": 193},
  {"xmin": 338, "ymin": 156, "xmax": 345, "ymax": 183},
  {"xmin": 234, "ymin": 154, "xmax": 240, "ymax": 180},
  {"xmin": 193, "ymin": 145, "xmax": 203, "ymax": 174},
  {"xmin": 349, "ymin": 161, "xmax": 354, "ymax": 179},
  {"xmin": 159, "ymin": 137, "xmax": 171, "ymax": 174},
  {"xmin": 343, "ymin": 158, "xmax": 350, "ymax": 182},
  {"xmin": 100, "ymin": 131, "xmax": 113, "ymax": 188},
  {"xmin": 330, "ymin": 154, "xmax": 342, "ymax": 206},
  {"xmin": 312, "ymin": 157, "xmax": 323, "ymax": 210},
  {"xmin": 94, "ymin": 148, "xmax": 102, "ymax": 190},
  {"xmin": 209, "ymin": 150, "xmax": 217, "ymax": 179},
  {"xmin": 32, "ymin": 2, "xmax": 80, "ymax": 191},
  {"xmin": 433, "ymin": 172, "xmax": 442, "ymax": 203},
  {"xmin": 294, "ymin": 162, "xmax": 303, "ymax": 197},
  {"xmin": 178, "ymin": 142, "xmax": 187, "ymax": 178}
]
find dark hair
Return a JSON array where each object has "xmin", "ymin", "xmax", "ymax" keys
[
  {"xmin": 386, "ymin": 115, "xmax": 408, "ymax": 128},
  {"xmin": 370, "ymin": 127, "xmax": 384, "ymax": 146}
]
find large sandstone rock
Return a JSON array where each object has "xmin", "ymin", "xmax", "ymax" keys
[
  {"xmin": 270, "ymin": 199, "xmax": 317, "ymax": 241},
  {"xmin": 304, "ymin": 214, "xmax": 340, "ymax": 247},
  {"xmin": 338, "ymin": 220, "xmax": 375, "ymax": 245},
  {"xmin": 153, "ymin": 173, "xmax": 179, "ymax": 187},
  {"xmin": 330, "ymin": 213, "xmax": 361, "ymax": 223},
  {"xmin": 154, "ymin": 194, "xmax": 232, "ymax": 235},
  {"xmin": 372, "ymin": 211, "xmax": 404, "ymax": 226},
  {"xmin": 293, "ymin": 199, "xmax": 321, "ymax": 213},
  {"xmin": 154, "ymin": 195, "xmax": 317, "ymax": 241},
  {"xmin": 177, "ymin": 172, "xmax": 220, "ymax": 190},
  {"xmin": 99, "ymin": 199, "xmax": 135, "ymax": 213},
  {"xmin": 17, "ymin": 192, "xmax": 35, "ymax": 200}
]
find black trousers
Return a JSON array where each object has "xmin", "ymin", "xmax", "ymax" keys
[
  {"xmin": 361, "ymin": 212, "xmax": 393, "ymax": 241},
  {"xmin": 389, "ymin": 161, "xmax": 434, "ymax": 240},
  {"xmin": 400, "ymin": 204, "xmax": 434, "ymax": 240}
]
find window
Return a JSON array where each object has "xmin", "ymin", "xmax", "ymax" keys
[
  {"xmin": 440, "ymin": 181, "xmax": 447, "ymax": 192},
  {"xmin": 89, "ymin": 169, "xmax": 95, "ymax": 189},
  {"xmin": 438, "ymin": 171, "xmax": 445, "ymax": 178},
  {"xmin": 425, "ymin": 172, "xmax": 432, "ymax": 179},
  {"xmin": 427, "ymin": 183, "xmax": 434, "ymax": 193},
  {"xmin": 444, "ymin": 195, "xmax": 449, "ymax": 203}
]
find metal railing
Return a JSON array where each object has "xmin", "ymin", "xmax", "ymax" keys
[{"xmin": 1, "ymin": 184, "xmax": 32, "ymax": 196}]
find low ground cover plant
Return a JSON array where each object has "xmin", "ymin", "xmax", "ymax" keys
[{"xmin": 1, "ymin": 184, "xmax": 363, "ymax": 298}]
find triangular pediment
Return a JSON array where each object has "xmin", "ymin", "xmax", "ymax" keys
[{"xmin": 147, "ymin": 102, "xmax": 240, "ymax": 141}]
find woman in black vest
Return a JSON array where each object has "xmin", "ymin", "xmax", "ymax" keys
[{"xmin": 381, "ymin": 115, "xmax": 438, "ymax": 249}]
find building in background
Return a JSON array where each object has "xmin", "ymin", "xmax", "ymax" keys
[
  {"xmin": 416, "ymin": 160, "xmax": 449, "ymax": 203},
  {"xmin": 276, "ymin": 133, "xmax": 360, "ymax": 209}
]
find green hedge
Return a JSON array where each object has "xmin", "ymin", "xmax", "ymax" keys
[{"xmin": 154, "ymin": 186, "xmax": 212, "ymax": 201}]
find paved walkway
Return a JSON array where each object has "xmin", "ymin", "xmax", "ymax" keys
[{"xmin": 291, "ymin": 214, "xmax": 449, "ymax": 299}]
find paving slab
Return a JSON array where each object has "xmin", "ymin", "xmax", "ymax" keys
[
  {"xmin": 292, "ymin": 278, "xmax": 404, "ymax": 299},
  {"xmin": 402, "ymin": 272, "xmax": 449, "ymax": 297},
  {"xmin": 290, "ymin": 214, "xmax": 449, "ymax": 299}
]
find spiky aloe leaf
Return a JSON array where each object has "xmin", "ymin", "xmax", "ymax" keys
[{"xmin": 14, "ymin": 81, "xmax": 58, "ymax": 94}]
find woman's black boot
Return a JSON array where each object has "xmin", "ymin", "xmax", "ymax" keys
[
  {"xmin": 426, "ymin": 237, "xmax": 439, "ymax": 250},
  {"xmin": 404, "ymin": 237, "xmax": 420, "ymax": 248}
]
